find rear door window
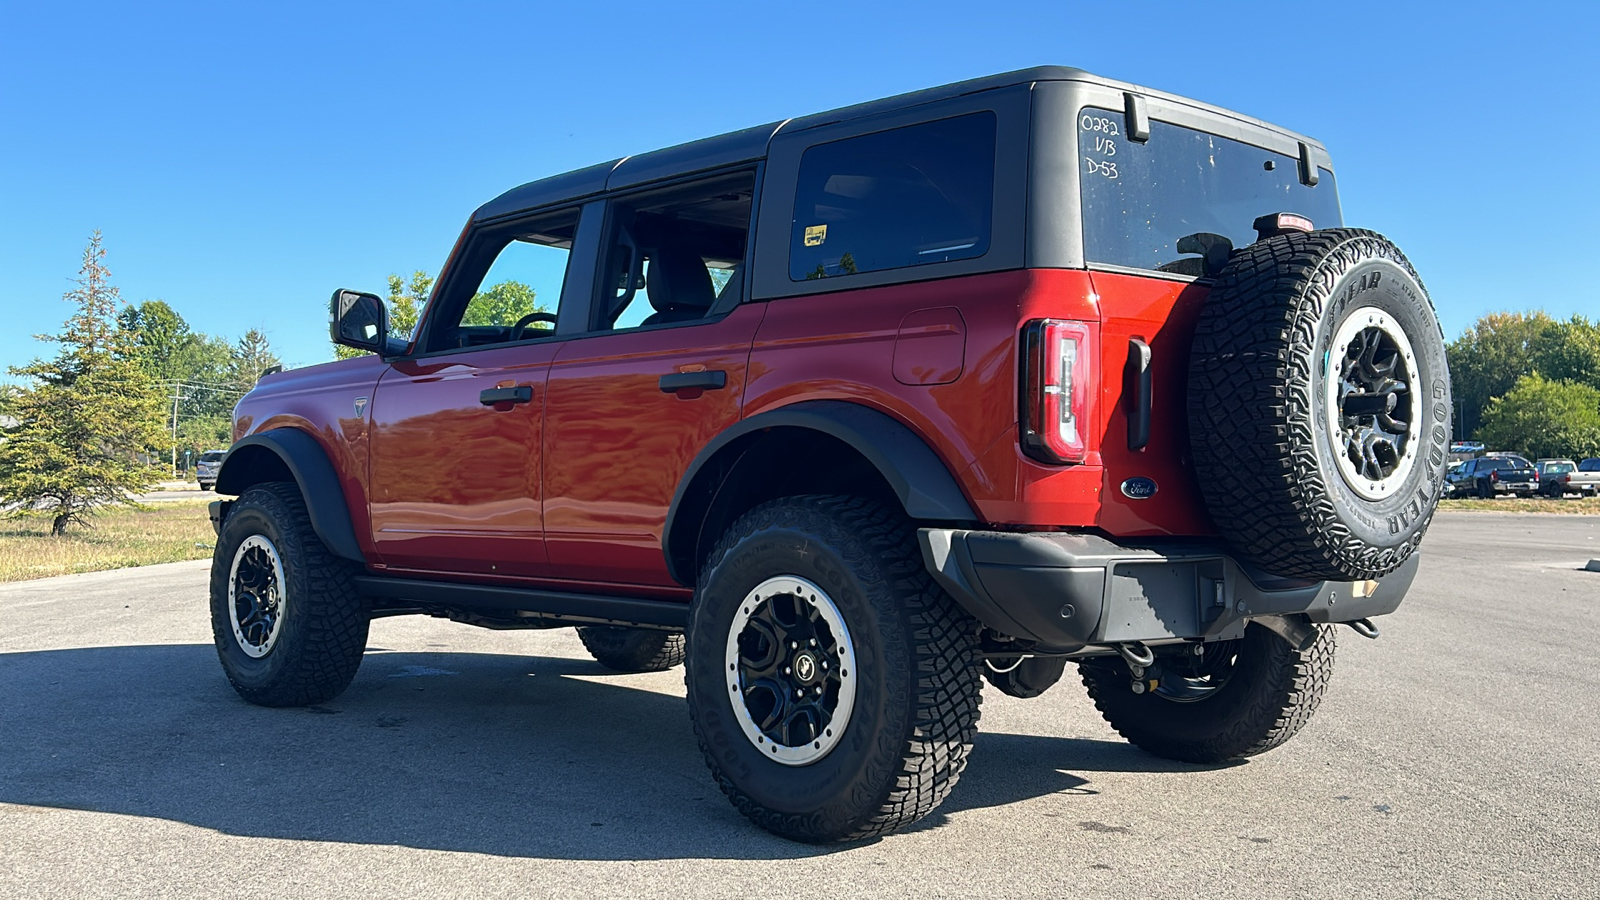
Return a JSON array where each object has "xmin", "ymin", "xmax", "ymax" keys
[
  {"xmin": 789, "ymin": 112, "xmax": 996, "ymax": 281},
  {"xmin": 1078, "ymin": 111, "xmax": 1342, "ymax": 276}
]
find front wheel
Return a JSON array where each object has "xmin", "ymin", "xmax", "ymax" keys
[
  {"xmin": 684, "ymin": 496, "xmax": 983, "ymax": 843},
  {"xmin": 1079, "ymin": 622, "xmax": 1336, "ymax": 764},
  {"xmin": 209, "ymin": 482, "xmax": 368, "ymax": 707}
]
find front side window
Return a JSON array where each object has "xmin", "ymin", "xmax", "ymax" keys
[
  {"xmin": 1078, "ymin": 110, "xmax": 1342, "ymax": 276},
  {"xmin": 789, "ymin": 112, "xmax": 996, "ymax": 282},
  {"xmin": 426, "ymin": 209, "xmax": 578, "ymax": 351}
]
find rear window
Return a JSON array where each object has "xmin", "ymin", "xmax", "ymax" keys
[
  {"xmin": 1542, "ymin": 461, "xmax": 1575, "ymax": 475},
  {"xmin": 789, "ymin": 112, "xmax": 996, "ymax": 281},
  {"xmin": 199, "ymin": 451, "xmax": 226, "ymax": 463},
  {"xmin": 1484, "ymin": 457, "xmax": 1531, "ymax": 471},
  {"xmin": 1078, "ymin": 110, "xmax": 1341, "ymax": 275}
]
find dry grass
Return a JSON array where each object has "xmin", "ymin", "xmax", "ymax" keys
[
  {"xmin": 1439, "ymin": 495, "xmax": 1600, "ymax": 514},
  {"xmin": 0, "ymin": 500, "xmax": 215, "ymax": 583}
]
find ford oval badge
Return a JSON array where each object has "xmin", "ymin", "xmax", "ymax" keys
[{"xmin": 1120, "ymin": 477, "xmax": 1158, "ymax": 500}]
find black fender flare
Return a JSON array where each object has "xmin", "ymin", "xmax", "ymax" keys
[
  {"xmin": 662, "ymin": 400, "xmax": 977, "ymax": 585},
  {"xmin": 215, "ymin": 429, "xmax": 365, "ymax": 563}
]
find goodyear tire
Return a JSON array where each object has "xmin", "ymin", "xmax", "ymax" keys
[
  {"xmin": 209, "ymin": 482, "xmax": 368, "ymax": 707},
  {"xmin": 1188, "ymin": 229, "xmax": 1452, "ymax": 581},
  {"xmin": 1080, "ymin": 622, "xmax": 1336, "ymax": 763},
  {"xmin": 577, "ymin": 626, "xmax": 685, "ymax": 673},
  {"xmin": 684, "ymin": 495, "xmax": 983, "ymax": 843}
]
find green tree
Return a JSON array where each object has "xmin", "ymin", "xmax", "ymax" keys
[
  {"xmin": 0, "ymin": 233, "xmax": 165, "ymax": 534},
  {"xmin": 1475, "ymin": 373, "xmax": 1600, "ymax": 460},
  {"xmin": 463, "ymin": 280, "xmax": 544, "ymax": 327},
  {"xmin": 334, "ymin": 270, "xmax": 433, "ymax": 359},
  {"xmin": 1447, "ymin": 312, "xmax": 1600, "ymax": 438},
  {"xmin": 232, "ymin": 328, "xmax": 281, "ymax": 386}
]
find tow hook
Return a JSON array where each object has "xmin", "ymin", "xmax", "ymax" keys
[
  {"xmin": 1346, "ymin": 618, "xmax": 1381, "ymax": 640},
  {"xmin": 1115, "ymin": 641, "xmax": 1155, "ymax": 670}
]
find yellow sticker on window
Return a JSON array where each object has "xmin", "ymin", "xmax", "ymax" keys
[{"xmin": 804, "ymin": 224, "xmax": 827, "ymax": 247}]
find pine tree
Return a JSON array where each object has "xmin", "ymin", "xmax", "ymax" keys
[
  {"xmin": 232, "ymin": 327, "xmax": 281, "ymax": 386},
  {"xmin": 0, "ymin": 233, "xmax": 166, "ymax": 535}
]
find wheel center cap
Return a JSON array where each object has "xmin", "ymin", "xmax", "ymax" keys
[{"xmin": 793, "ymin": 652, "xmax": 818, "ymax": 684}]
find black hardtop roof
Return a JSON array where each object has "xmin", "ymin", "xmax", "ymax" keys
[{"xmin": 476, "ymin": 66, "xmax": 1326, "ymax": 221}]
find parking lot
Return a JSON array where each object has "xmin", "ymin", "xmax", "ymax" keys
[{"xmin": 1, "ymin": 512, "xmax": 1596, "ymax": 899}]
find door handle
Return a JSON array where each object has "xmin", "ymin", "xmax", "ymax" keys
[
  {"xmin": 1126, "ymin": 338, "xmax": 1152, "ymax": 451},
  {"xmin": 479, "ymin": 386, "xmax": 533, "ymax": 406},
  {"xmin": 659, "ymin": 370, "xmax": 727, "ymax": 393}
]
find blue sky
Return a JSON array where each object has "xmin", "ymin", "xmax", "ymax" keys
[{"xmin": 2, "ymin": 0, "xmax": 1596, "ymax": 374}]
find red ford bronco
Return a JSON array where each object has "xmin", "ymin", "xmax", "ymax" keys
[{"xmin": 209, "ymin": 66, "xmax": 1451, "ymax": 842}]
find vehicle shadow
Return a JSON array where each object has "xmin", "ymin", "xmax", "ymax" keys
[{"xmin": 0, "ymin": 644, "xmax": 1211, "ymax": 860}]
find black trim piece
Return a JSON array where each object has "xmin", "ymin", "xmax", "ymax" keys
[
  {"xmin": 1126, "ymin": 338, "xmax": 1152, "ymax": 451},
  {"xmin": 214, "ymin": 429, "xmax": 365, "ymax": 563},
  {"xmin": 1123, "ymin": 92, "xmax": 1150, "ymax": 142},
  {"xmin": 479, "ymin": 386, "xmax": 533, "ymax": 405},
  {"xmin": 353, "ymin": 576, "xmax": 689, "ymax": 629},
  {"xmin": 659, "ymin": 370, "xmax": 727, "ymax": 393},
  {"xmin": 1298, "ymin": 141, "xmax": 1319, "ymax": 186},
  {"xmin": 661, "ymin": 400, "xmax": 978, "ymax": 585}
]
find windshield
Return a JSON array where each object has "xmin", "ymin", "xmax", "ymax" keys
[{"xmin": 1078, "ymin": 110, "xmax": 1341, "ymax": 275}]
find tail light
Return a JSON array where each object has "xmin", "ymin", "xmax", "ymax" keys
[
  {"xmin": 1490, "ymin": 470, "xmax": 1499, "ymax": 483},
  {"xmin": 1564, "ymin": 472, "xmax": 1572, "ymax": 484},
  {"xmin": 1021, "ymin": 319, "xmax": 1097, "ymax": 464}
]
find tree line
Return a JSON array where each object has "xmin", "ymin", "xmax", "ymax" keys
[{"xmin": 1447, "ymin": 312, "xmax": 1600, "ymax": 460}]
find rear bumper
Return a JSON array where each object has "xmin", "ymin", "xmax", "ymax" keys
[{"xmin": 919, "ymin": 528, "xmax": 1416, "ymax": 651}]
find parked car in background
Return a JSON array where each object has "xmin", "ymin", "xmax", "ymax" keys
[
  {"xmin": 1581, "ymin": 458, "xmax": 1600, "ymax": 472},
  {"xmin": 1448, "ymin": 455, "xmax": 1539, "ymax": 499},
  {"xmin": 1538, "ymin": 459, "xmax": 1600, "ymax": 498},
  {"xmin": 196, "ymin": 449, "xmax": 226, "ymax": 491}
]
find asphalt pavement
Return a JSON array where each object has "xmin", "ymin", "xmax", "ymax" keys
[{"xmin": 1, "ymin": 513, "xmax": 1596, "ymax": 899}]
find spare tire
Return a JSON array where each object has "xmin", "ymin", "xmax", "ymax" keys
[{"xmin": 1188, "ymin": 228, "xmax": 1451, "ymax": 581}]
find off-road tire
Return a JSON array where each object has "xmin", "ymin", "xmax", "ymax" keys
[
  {"xmin": 209, "ymin": 482, "xmax": 368, "ymax": 707},
  {"xmin": 577, "ymin": 626, "xmax": 686, "ymax": 673},
  {"xmin": 1080, "ymin": 623, "xmax": 1336, "ymax": 763},
  {"xmin": 684, "ymin": 495, "xmax": 983, "ymax": 843},
  {"xmin": 1188, "ymin": 228, "xmax": 1452, "ymax": 581}
]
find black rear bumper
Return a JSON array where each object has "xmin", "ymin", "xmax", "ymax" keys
[{"xmin": 919, "ymin": 529, "xmax": 1415, "ymax": 651}]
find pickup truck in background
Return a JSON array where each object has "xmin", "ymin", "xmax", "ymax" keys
[
  {"xmin": 1447, "ymin": 455, "xmax": 1540, "ymax": 498},
  {"xmin": 1538, "ymin": 459, "xmax": 1600, "ymax": 498}
]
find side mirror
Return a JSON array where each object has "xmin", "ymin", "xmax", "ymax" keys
[{"xmin": 330, "ymin": 289, "xmax": 390, "ymax": 355}]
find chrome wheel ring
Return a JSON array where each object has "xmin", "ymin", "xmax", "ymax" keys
[
  {"xmin": 228, "ymin": 534, "xmax": 287, "ymax": 658},
  {"xmin": 724, "ymin": 575, "xmax": 857, "ymax": 767},
  {"xmin": 1323, "ymin": 306, "xmax": 1421, "ymax": 501}
]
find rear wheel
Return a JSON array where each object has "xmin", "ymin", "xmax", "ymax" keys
[
  {"xmin": 1079, "ymin": 623, "xmax": 1336, "ymax": 764},
  {"xmin": 684, "ymin": 495, "xmax": 983, "ymax": 843},
  {"xmin": 209, "ymin": 482, "xmax": 368, "ymax": 707},
  {"xmin": 576, "ymin": 626, "xmax": 685, "ymax": 673}
]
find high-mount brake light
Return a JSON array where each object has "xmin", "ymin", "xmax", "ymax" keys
[{"xmin": 1021, "ymin": 320, "xmax": 1096, "ymax": 464}]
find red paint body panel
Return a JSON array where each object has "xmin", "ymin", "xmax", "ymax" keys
[
  {"xmin": 366, "ymin": 343, "xmax": 559, "ymax": 576},
  {"xmin": 238, "ymin": 266, "xmax": 1220, "ymax": 593},
  {"xmin": 232, "ymin": 355, "xmax": 387, "ymax": 560},
  {"xmin": 1087, "ymin": 271, "xmax": 1217, "ymax": 537},
  {"xmin": 542, "ymin": 304, "xmax": 766, "ymax": 586}
]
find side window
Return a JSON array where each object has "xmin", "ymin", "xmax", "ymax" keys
[
  {"xmin": 427, "ymin": 209, "xmax": 579, "ymax": 351},
  {"xmin": 789, "ymin": 112, "xmax": 996, "ymax": 282},
  {"xmin": 596, "ymin": 171, "xmax": 753, "ymax": 332}
]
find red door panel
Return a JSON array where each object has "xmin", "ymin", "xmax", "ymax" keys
[
  {"xmin": 367, "ymin": 342, "xmax": 557, "ymax": 576},
  {"xmin": 543, "ymin": 304, "xmax": 765, "ymax": 585},
  {"xmin": 1087, "ymin": 270, "xmax": 1216, "ymax": 537}
]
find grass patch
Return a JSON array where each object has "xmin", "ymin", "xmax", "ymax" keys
[
  {"xmin": 0, "ymin": 501, "xmax": 215, "ymax": 583},
  {"xmin": 1439, "ymin": 495, "xmax": 1600, "ymax": 514}
]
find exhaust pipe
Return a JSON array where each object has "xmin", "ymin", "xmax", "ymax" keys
[{"xmin": 1255, "ymin": 614, "xmax": 1318, "ymax": 652}]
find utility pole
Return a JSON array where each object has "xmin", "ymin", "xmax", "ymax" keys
[{"xmin": 169, "ymin": 382, "xmax": 185, "ymax": 477}]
